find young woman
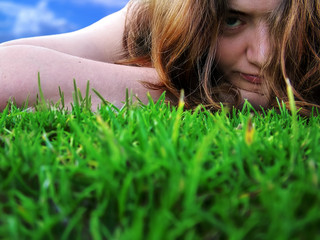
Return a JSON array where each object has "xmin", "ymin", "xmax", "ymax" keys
[{"xmin": 0, "ymin": 0, "xmax": 319, "ymax": 115}]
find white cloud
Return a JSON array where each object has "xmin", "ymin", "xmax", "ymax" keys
[
  {"xmin": 0, "ymin": 0, "xmax": 75, "ymax": 37},
  {"xmin": 72, "ymin": 0, "xmax": 129, "ymax": 7}
]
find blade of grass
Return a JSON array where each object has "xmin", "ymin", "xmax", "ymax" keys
[
  {"xmin": 59, "ymin": 86, "xmax": 65, "ymax": 109},
  {"xmin": 73, "ymin": 79, "xmax": 80, "ymax": 109},
  {"xmin": 285, "ymin": 77, "xmax": 299, "ymax": 174},
  {"xmin": 245, "ymin": 115, "xmax": 255, "ymax": 146},
  {"xmin": 22, "ymin": 95, "xmax": 30, "ymax": 110},
  {"xmin": 85, "ymin": 81, "xmax": 91, "ymax": 111},
  {"xmin": 92, "ymin": 88, "xmax": 109, "ymax": 106},
  {"xmin": 285, "ymin": 78, "xmax": 297, "ymax": 123},
  {"xmin": 78, "ymin": 90, "xmax": 84, "ymax": 107},
  {"xmin": 0, "ymin": 104, "xmax": 9, "ymax": 129},
  {"xmin": 37, "ymin": 72, "xmax": 48, "ymax": 111},
  {"xmin": 171, "ymin": 89, "xmax": 185, "ymax": 146}
]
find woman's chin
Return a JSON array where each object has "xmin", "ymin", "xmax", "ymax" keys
[{"xmin": 239, "ymin": 88, "xmax": 269, "ymax": 109}]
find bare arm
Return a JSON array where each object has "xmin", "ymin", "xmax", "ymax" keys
[
  {"xmin": 0, "ymin": 45, "xmax": 161, "ymax": 110},
  {"xmin": 0, "ymin": 4, "xmax": 163, "ymax": 110},
  {"xmin": 0, "ymin": 6, "xmax": 128, "ymax": 63}
]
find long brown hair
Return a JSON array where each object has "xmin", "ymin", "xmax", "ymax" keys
[
  {"xmin": 266, "ymin": 0, "xmax": 320, "ymax": 115},
  {"xmin": 121, "ymin": 0, "xmax": 320, "ymax": 115}
]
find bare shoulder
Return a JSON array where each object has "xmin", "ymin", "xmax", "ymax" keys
[
  {"xmin": 74, "ymin": 5, "xmax": 129, "ymax": 62},
  {"xmin": 0, "ymin": 5, "xmax": 129, "ymax": 63}
]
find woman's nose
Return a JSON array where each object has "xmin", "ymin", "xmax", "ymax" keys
[{"xmin": 246, "ymin": 22, "xmax": 270, "ymax": 67}]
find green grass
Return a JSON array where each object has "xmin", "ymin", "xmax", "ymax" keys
[{"xmin": 1, "ymin": 86, "xmax": 320, "ymax": 240}]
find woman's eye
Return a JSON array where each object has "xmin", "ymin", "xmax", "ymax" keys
[{"xmin": 225, "ymin": 17, "xmax": 242, "ymax": 28}]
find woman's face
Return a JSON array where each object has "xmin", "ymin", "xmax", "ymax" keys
[{"xmin": 216, "ymin": 0, "xmax": 281, "ymax": 108}]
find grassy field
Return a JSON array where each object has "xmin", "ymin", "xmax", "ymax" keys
[{"xmin": 1, "ymin": 84, "xmax": 320, "ymax": 239}]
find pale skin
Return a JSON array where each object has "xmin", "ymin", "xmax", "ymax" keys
[
  {"xmin": 217, "ymin": 0, "xmax": 281, "ymax": 108},
  {"xmin": 0, "ymin": 0, "xmax": 281, "ymax": 111}
]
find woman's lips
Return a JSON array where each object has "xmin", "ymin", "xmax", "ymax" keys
[{"xmin": 240, "ymin": 73, "xmax": 263, "ymax": 84}]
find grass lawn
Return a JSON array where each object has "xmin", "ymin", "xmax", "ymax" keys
[{"xmin": 0, "ymin": 83, "xmax": 320, "ymax": 239}]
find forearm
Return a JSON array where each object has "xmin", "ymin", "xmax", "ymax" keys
[
  {"xmin": 0, "ymin": 33, "xmax": 100, "ymax": 62},
  {"xmin": 0, "ymin": 45, "xmax": 161, "ymax": 110}
]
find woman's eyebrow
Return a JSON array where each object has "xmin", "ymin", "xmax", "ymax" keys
[
  {"xmin": 227, "ymin": 6, "xmax": 274, "ymax": 18},
  {"xmin": 227, "ymin": 8, "xmax": 250, "ymax": 17}
]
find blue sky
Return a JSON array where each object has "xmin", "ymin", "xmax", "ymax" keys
[{"xmin": 0, "ymin": 0, "xmax": 129, "ymax": 43}]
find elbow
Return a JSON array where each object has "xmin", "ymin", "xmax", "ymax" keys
[
  {"xmin": 0, "ymin": 41, "xmax": 16, "ymax": 48},
  {"xmin": 0, "ymin": 42, "xmax": 16, "ymax": 48},
  {"xmin": 0, "ymin": 39, "xmax": 14, "ymax": 47},
  {"xmin": 0, "ymin": 39, "xmax": 30, "ymax": 48}
]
